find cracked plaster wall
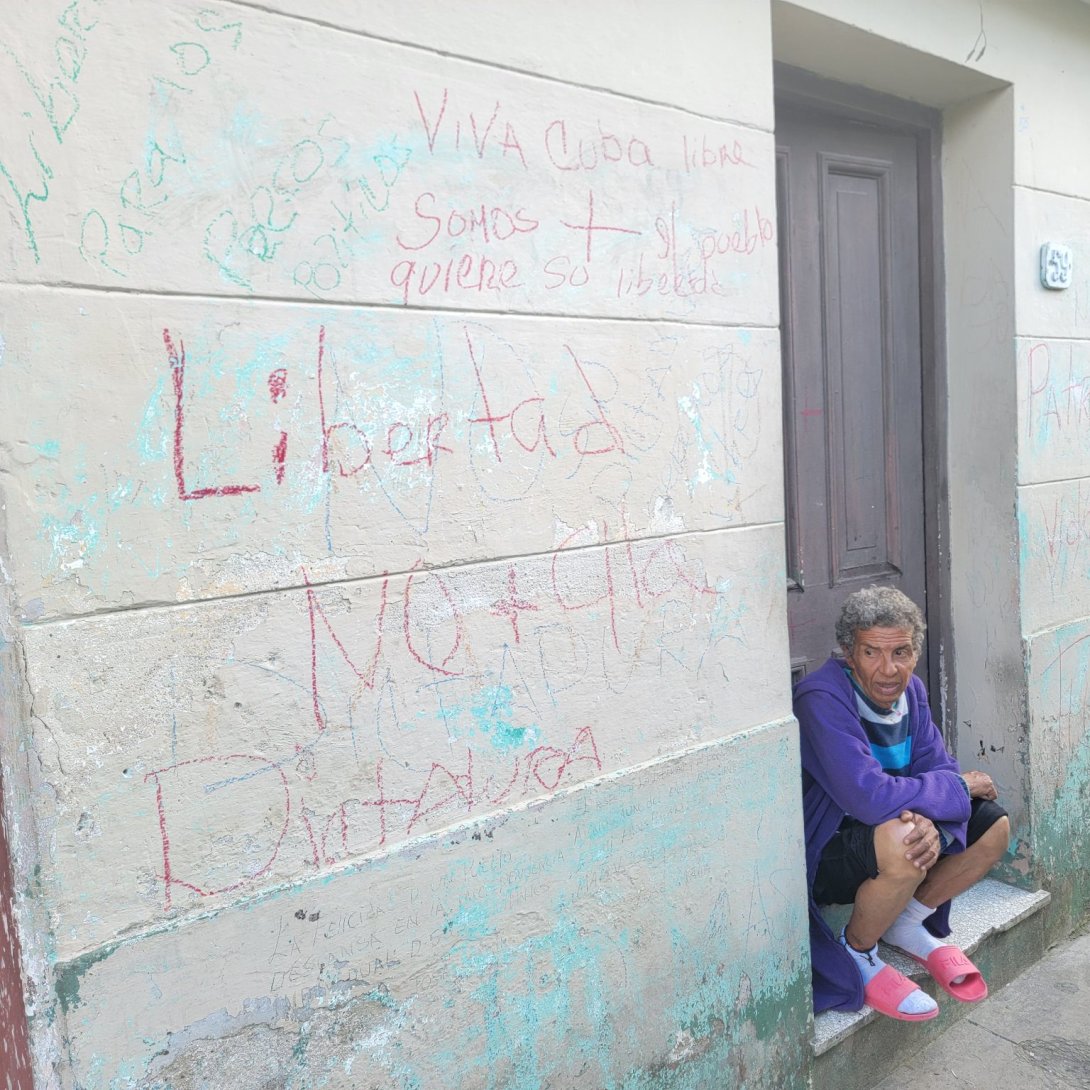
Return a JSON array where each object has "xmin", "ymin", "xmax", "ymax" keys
[
  {"xmin": 0, "ymin": 1, "xmax": 812, "ymax": 1087},
  {"xmin": 12, "ymin": 0, "xmax": 1090, "ymax": 1086}
]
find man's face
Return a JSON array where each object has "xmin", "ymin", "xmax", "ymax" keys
[{"xmin": 844, "ymin": 625, "xmax": 919, "ymax": 709}]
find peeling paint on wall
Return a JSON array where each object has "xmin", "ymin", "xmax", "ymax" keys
[
  {"xmin": 1027, "ymin": 619, "xmax": 1090, "ymax": 926},
  {"xmin": 0, "ymin": 1, "xmax": 808, "ymax": 1086},
  {"xmin": 53, "ymin": 725, "xmax": 810, "ymax": 1090}
]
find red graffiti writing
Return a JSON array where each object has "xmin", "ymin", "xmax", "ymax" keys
[
  {"xmin": 489, "ymin": 565, "xmax": 539, "ymax": 644},
  {"xmin": 306, "ymin": 567, "xmax": 388, "ymax": 732},
  {"xmin": 164, "ymin": 327, "xmax": 261, "ymax": 500},
  {"xmin": 145, "ymin": 753, "xmax": 292, "ymax": 910},
  {"xmin": 395, "ymin": 191, "xmax": 539, "ymax": 252},
  {"xmin": 413, "ymin": 88, "xmax": 527, "ymax": 167},
  {"xmin": 561, "ymin": 189, "xmax": 641, "ymax": 263},
  {"xmin": 146, "ymin": 727, "xmax": 600, "ymax": 908}
]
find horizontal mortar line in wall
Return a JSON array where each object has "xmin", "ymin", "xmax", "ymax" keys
[
  {"xmin": 52, "ymin": 713, "xmax": 796, "ymax": 969},
  {"xmin": 1018, "ymin": 474, "xmax": 1090, "ymax": 490},
  {"xmin": 1013, "ymin": 182, "xmax": 1090, "ymax": 205},
  {"xmin": 0, "ymin": 280, "xmax": 780, "ymax": 334},
  {"xmin": 1017, "ymin": 332, "xmax": 1090, "ymax": 344},
  {"xmin": 222, "ymin": 0, "xmax": 773, "ymax": 137},
  {"xmin": 22, "ymin": 519, "xmax": 785, "ymax": 630},
  {"xmin": 1022, "ymin": 614, "xmax": 1090, "ymax": 642}
]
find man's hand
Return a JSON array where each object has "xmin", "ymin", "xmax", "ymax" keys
[
  {"xmin": 899, "ymin": 810, "xmax": 941, "ymax": 871},
  {"xmin": 961, "ymin": 771, "xmax": 998, "ymax": 800}
]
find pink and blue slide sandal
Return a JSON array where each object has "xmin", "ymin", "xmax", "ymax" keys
[
  {"xmin": 912, "ymin": 946, "xmax": 988, "ymax": 1002},
  {"xmin": 863, "ymin": 965, "xmax": 939, "ymax": 1021}
]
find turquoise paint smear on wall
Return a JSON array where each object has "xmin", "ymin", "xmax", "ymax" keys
[
  {"xmin": 1025, "ymin": 621, "xmax": 1090, "ymax": 928},
  {"xmin": 469, "ymin": 684, "xmax": 538, "ymax": 752},
  {"xmin": 133, "ymin": 375, "xmax": 169, "ymax": 469},
  {"xmin": 38, "ymin": 498, "xmax": 104, "ymax": 577},
  {"xmin": 51, "ymin": 724, "xmax": 809, "ymax": 1090},
  {"xmin": 1033, "ymin": 711, "xmax": 1090, "ymax": 920},
  {"xmin": 437, "ymin": 899, "xmax": 616, "ymax": 1090}
]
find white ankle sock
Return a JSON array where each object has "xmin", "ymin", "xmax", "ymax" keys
[
  {"xmin": 840, "ymin": 928, "xmax": 938, "ymax": 1017},
  {"xmin": 882, "ymin": 898, "xmax": 964, "ymax": 983}
]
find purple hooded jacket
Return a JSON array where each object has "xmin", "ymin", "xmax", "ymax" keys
[{"xmin": 794, "ymin": 658, "xmax": 972, "ymax": 1012}]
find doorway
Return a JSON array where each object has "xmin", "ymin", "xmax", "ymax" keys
[{"xmin": 776, "ymin": 81, "xmax": 945, "ymax": 698}]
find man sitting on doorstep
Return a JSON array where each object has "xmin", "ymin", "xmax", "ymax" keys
[{"xmin": 794, "ymin": 585, "xmax": 1010, "ymax": 1021}]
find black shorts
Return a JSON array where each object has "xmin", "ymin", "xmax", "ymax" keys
[{"xmin": 812, "ymin": 797, "xmax": 1008, "ymax": 907}]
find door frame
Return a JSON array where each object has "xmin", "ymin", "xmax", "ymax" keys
[{"xmin": 774, "ymin": 63, "xmax": 954, "ymax": 739}]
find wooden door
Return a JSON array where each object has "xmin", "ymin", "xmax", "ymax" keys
[{"xmin": 777, "ymin": 106, "xmax": 928, "ymax": 681}]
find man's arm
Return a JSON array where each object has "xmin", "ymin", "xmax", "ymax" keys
[{"xmin": 961, "ymin": 770, "xmax": 999, "ymax": 800}]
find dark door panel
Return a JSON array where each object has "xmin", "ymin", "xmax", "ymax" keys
[{"xmin": 777, "ymin": 108, "xmax": 927, "ymax": 678}]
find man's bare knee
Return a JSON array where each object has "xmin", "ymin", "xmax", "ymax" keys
[{"xmin": 874, "ymin": 818, "xmax": 927, "ymax": 882}]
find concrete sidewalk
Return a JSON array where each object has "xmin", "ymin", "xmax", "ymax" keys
[{"xmin": 872, "ymin": 929, "xmax": 1090, "ymax": 1090}]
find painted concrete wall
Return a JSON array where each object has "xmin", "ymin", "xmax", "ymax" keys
[
  {"xmin": 0, "ymin": 2, "xmax": 811, "ymax": 1087},
  {"xmin": 9, "ymin": 1, "xmax": 1090, "ymax": 1086}
]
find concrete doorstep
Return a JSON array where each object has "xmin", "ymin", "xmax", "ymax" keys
[{"xmin": 810, "ymin": 878, "xmax": 1051, "ymax": 1090}]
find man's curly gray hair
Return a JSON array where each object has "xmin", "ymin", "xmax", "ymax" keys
[{"xmin": 835, "ymin": 585, "xmax": 926, "ymax": 656}]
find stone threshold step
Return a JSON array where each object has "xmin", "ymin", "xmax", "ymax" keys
[{"xmin": 812, "ymin": 877, "xmax": 1051, "ymax": 1056}]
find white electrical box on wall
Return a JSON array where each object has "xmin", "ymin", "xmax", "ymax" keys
[{"xmin": 1041, "ymin": 242, "xmax": 1073, "ymax": 289}]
